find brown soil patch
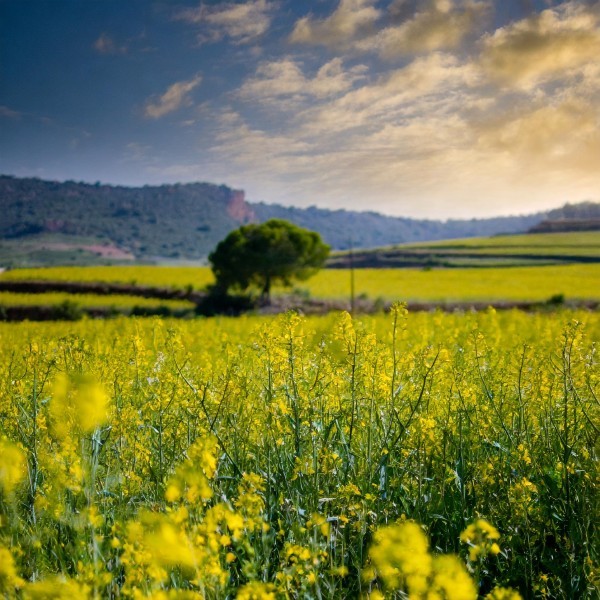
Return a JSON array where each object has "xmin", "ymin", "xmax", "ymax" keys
[{"xmin": 36, "ymin": 242, "xmax": 135, "ymax": 260}]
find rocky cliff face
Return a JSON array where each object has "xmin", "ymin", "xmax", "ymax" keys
[{"xmin": 227, "ymin": 190, "xmax": 256, "ymax": 223}]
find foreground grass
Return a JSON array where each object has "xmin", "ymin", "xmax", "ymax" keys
[{"xmin": 0, "ymin": 309, "xmax": 598, "ymax": 598}]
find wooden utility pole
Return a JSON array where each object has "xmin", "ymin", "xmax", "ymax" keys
[{"xmin": 349, "ymin": 237, "xmax": 355, "ymax": 315}]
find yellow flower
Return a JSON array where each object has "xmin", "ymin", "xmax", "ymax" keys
[
  {"xmin": 84, "ymin": 505, "xmax": 103, "ymax": 528},
  {"xmin": 0, "ymin": 546, "xmax": 25, "ymax": 593},
  {"xmin": 485, "ymin": 586, "xmax": 523, "ymax": 600},
  {"xmin": 368, "ymin": 522, "xmax": 432, "ymax": 594},
  {"xmin": 236, "ymin": 581, "xmax": 278, "ymax": 599},
  {"xmin": 460, "ymin": 519, "xmax": 501, "ymax": 562},
  {"xmin": 22, "ymin": 576, "xmax": 90, "ymax": 599},
  {"xmin": 144, "ymin": 592, "xmax": 203, "ymax": 599},
  {"xmin": 285, "ymin": 544, "xmax": 312, "ymax": 563},
  {"xmin": 224, "ymin": 511, "xmax": 245, "ymax": 539},
  {"xmin": 165, "ymin": 483, "xmax": 181, "ymax": 503},
  {"xmin": 165, "ymin": 437, "xmax": 217, "ymax": 504},
  {"xmin": 142, "ymin": 516, "xmax": 196, "ymax": 571},
  {"xmin": 307, "ymin": 513, "xmax": 330, "ymax": 537},
  {"xmin": 0, "ymin": 439, "xmax": 26, "ymax": 494},
  {"xmin": 430, "ymin": 555, "xmax": 477, "ymax": 600},
  {"xmin": 50, "ymin": 373, "xmax": 108, "ymax": 436}
]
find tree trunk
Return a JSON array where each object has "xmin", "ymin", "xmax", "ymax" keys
[{"xmin": 262, "ymin": 275, "xmax": 271, "ymax": 305}]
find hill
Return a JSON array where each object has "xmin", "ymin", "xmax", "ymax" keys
[
  {"xmin": 527, "ymin": 201, "xmax": 600, "ymax": 233},
  {"xmin": 328, "ymin": 231, "xmax": 600, "ymax": 268},
  {"xmin": 0, "ymin": 175, "xmax": 253, "ymax": 265},
  {"xmin": 251, "ymin": 203, "xmax": 548, "ymax": 251},
  {"xmin": 1, "ymin": 174, "xmax": 598, "ymax": 266}
]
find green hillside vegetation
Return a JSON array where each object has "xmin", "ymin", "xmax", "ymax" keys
[
  {"xmin": 252, "ymin": 202, "xmax": 546, "ymax": 251},
  {"xmin": 254, "ymin": 200, "xmax": 600, "ymax": 251},
  {"xmin": 0, "ymin": 176, "xmax": 248, "ymax": 264},
  {"xmin": 2, "ymin": 175, "xmax": 598, "ymax": 267}
]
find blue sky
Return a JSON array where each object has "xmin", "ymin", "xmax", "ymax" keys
[{"xmin": 1, "ymin": 0, "xmax": 599, "ymax": 218}]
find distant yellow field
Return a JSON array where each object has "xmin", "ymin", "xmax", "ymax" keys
[
  {"xmin": 302, "ymin": 264, "xmax": 600, "ymax": 302},
  {"xmin": 0, "ymin": 291, "xmax": 195, "ymax": 310},
  {"xmin": 1, "ymin": 263, "xmax": 599, "ymax": 302},
  {"xmin": 0, "ymin": 265, "xmax": 213, "ymax": 289}
]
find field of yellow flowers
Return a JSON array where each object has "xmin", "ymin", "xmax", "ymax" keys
[
  {"xmin": 0, "ymin": 308, "xmax": 598, "ymax": 598},
  {"xmin": 2, "ymin": 264, "xmax": 599, "ymax": 303}
]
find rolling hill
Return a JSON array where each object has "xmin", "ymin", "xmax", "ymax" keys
[{"xmin": 0, "ymin": 174, "xmax": 598, "ymax": 267}]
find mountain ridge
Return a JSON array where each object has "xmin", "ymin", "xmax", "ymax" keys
[{"xmin": 0, "ymin": 174, "xmax": 597, "ymax": 266}]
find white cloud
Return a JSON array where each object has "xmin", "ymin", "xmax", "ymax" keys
[
  {"xmin": 238, "ymin": 57, "xmax": 367, "ymax": 104},
  {"xmin": 176, "ymin": 0, "xmax": 275, "ymax": 44},
  {"xmin": 0, "ymin": 105, "xmax": 21, "ymax": 119},
  {"xmin": 209, "ymin": 104, "xmax": 599, "ymax": 218},
  {"xmin": 144, "ymin": 75, "xmax": 202, "ymax": 119},
  {"xmin": 480, "ymin": 1, "xmax": 600, "ymax": 88},
  {"xmin": 290, "ymin": 0, "xmax": 381, "ymax": 48},
  {"xmin": 361, "ymin": 0, "xmax": 490, "ymax": 57},
  {"xmin": 290, "ymin": 0, "xmax": 488, "ymax": 55},
  {"xmin": 298, "ymin": 52, "xmax": 480, "ymax": 135},
  {"xmin": 149, "ymin": 2, "xmax": 600, "ymax": 218},
  {"xmin": 93, "ymin": 32, "xmax": 128, "ymax": 55},
  {"xmin": 123, "ymin": 142, "xmax": 157, "ymax": 164},
  {"xmin": 203, "ymin": 43, "xmax": 599, "ymax": 219},
  {"xmin": 475, "ymin": 98, "xmax": 600, "ymax": 174},
  {"xmin": 213, "ymin": 116, "xmax": 313, "ymax": 163}
]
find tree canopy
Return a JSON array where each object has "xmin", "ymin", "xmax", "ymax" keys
[{"xmin": 209, "ymin": 219, "xmax": 330, "ymax": 301}]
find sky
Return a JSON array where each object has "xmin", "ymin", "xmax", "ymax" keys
[{"xmin": 0, "ymin": 0, "xmax": 599, "ymax": 219}]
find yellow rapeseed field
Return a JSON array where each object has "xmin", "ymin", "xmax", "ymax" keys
[
  {"xmin": 2, "ymin": 263, "xmax": 599, "ymax": 302},
  {"xmin": 303, "ymin": 265, "xmax": 600, "ymax": 302},
  {"xmin": 0, "ymin": 308, "xmax": 598, "ymax": 598},
  {"xmin": 0, "ymin": 291, "xmax": 195, "ymax": 310},
  {"xmin": 0, "ymin": 265, "xmax": 213, "ymax": 289}
]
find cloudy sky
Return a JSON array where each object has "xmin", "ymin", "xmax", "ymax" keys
[{"xmin": 1, "ymin": 0, "xmax": 599, "ymax": 218}]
